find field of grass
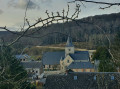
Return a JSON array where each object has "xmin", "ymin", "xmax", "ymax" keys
[
  {"xmin": 23, "ymin": 46, "xmax": 64, "ymax": 60},
  {"xmin": 23, "ymin": 42, "xmax": 96, "ymax": 60}
]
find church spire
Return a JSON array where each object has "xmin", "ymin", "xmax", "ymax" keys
[
  {"xmin": 65, "ymin": 36, "xmax": 74, "ymax": 56},
  {"xmin": 66, "ymin": 36, "xmax": 74, "ymax": 47}
]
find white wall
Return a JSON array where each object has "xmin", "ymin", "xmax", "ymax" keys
[{"xmin": 65, "ymin": 47, "xmax": 74, "ymax": 56}]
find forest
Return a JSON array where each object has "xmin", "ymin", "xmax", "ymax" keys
[{"xmin": 0, "ymin": 12, "xmax": 120, "ymax": 50}]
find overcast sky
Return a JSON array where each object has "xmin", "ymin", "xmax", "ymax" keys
[{"xmin": 0, "ymin": 0, "xmax": 120, "ymax": 31}]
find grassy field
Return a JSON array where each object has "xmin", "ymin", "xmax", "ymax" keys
[
  {"xmin": 23, "ymin": 46, "xmax": 64, "ymax": 60},
  {"xmin": 23, "ymin": 42, "xmax": 96, "ymax": 60}
]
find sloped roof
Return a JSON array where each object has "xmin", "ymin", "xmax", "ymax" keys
[
  {"xmin": 15, "ymin": 54, "xmax": 30, "ymax": 59},
  {"xmin": 45, "ymin": 72, "xmax": 120, "ymax": 89},
  {"xmin": 66, "ymin": 36, "xmax": 74, "ymax": 47},
  {"xmin": 42, "ymin": 51, "xmax": 90, "ymax": 65},
  {"xmin": 21, "ymin": 61, "xmax": 42, "ymax": 68},
  {"xmin": 42, "ymin": 52, "xmax": 65, "ymax": 65},
  {"xmin": 68, "ymin": 62, "xmax": 94, "ymax": 69},
  {"xmin": 69, "ymin": 51, "xmax": 89, "ymax": 61}
]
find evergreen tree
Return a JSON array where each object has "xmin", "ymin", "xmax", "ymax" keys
[
  {"xmin": 93, "ymin": 46, "xmax": 116, "ymax": 72},
  {"xmin": 0, "ymin": 46, "xmax": 35, "ymax": 89}
]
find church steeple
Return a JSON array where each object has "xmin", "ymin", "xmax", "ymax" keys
[
  {"xmin": 66, "ymin": 36, "xmax": 74, "ymax": 47},
  {"xmin": 65, "ymin": 36, "xmax": 74, "ymax": 56}
]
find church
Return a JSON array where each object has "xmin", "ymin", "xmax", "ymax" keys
[{"xmin": 42, "ymin": 36, "xmax": 95, "ymax": 72}]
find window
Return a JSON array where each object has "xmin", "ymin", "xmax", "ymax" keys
[
  {"xmin": 74, "ymin": 76, "xmax": 77, "ymax": 80},
  {"xmin": 111, "ymin": 76, "xmax": 114, "ymax": 80},
  {"xmin": 68, "ymin": 49, "xmax": 71, "ymax": 51},
  {"xmin": 94, "ymin": 76, "xmax": 96, "ymax": 80},
  {"xmin": 47, "ymin": 65, "xmax": 50, "ymax": 68},
  {"xmin": 91, "ymin": 55, "xmax": 93, "ymax": 58},
  {"xmin": 65, "ymin": 66, "xmax": 67, "ymax": 69},
  {"xmin": 67, "ymin": 60, "xmax": 69, "ymax": 63}
]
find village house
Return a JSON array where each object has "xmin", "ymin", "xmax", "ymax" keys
[
  {"xmin": 15, "ymin": 54, "xmax": 43, "ymax": 79},
  {"xmin": 45, "ymin": 72, "xmax": 120, "ymax": 89},
  {"xmin": 42, "ymin": 36, "xmax": 95, "ymax": 72},
  {"xmin": 15, "ymin": 54, "xmax": 31, "ymax": 62},
  {"xmin": 21, "ymin": 61, "xmax": 43, "ymax": 79}
]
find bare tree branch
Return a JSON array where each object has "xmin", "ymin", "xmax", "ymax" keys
[
  {"xmin": 68, "ymin": 0, "xmax": 120, "ymax": 6},
  {"xmin": 0, "ymin": 4, "xmax": 80, "ymax": 47},
  {"xmin": 69, "ymin": 0, "xmax": 120, "ymax": 9}
]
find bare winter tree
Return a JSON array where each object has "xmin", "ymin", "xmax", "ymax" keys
[
  {"xmin": 0, "ymin": 1, "xmax": 81, "ymax": 89},
  {"xmin": 0, "ymin": 0, "xmax": 120, "ymax": 47},
  {"xmin": 0, "ymin": 3, "xmax": 81, "ymax": 46},
  {"xmin": 0, "ymin": 0, "xmax": 120, "ymax": 89}
]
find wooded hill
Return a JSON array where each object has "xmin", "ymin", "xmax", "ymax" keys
[{"xmin": 0, "ymin": 12, "xmax": 120, "ymax": 50}]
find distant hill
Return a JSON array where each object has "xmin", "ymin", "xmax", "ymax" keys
[
  {"xmin": 0, "ymin": 31, "xmax": 11, "ymax": 36},
  {"xmin": 0, "ymin": 12, "xmax": 120, "ymax": 49}
]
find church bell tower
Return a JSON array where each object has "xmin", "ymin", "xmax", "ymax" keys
[{"xmin": 65, "ymin": 36, "xmax": 74, "ymax": 56}]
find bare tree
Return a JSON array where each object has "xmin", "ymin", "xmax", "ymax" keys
[
  {"xmin": 0, "ymin": 3, "xmax": 81, "ymax": 46},
  {"xmin": 0, "ymin": 0, "xmax": 120, "ymax": 89},
  {"xmin": 0, "ymin": 1, "xmax": 81, "ymax": 89}
]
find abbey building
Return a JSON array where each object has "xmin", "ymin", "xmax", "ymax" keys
[{"xmin": 42, "ymin": 36, "xmax": 95, "ymax": 72}]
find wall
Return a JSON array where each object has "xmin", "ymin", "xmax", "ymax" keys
[
  {"xmin": 26, "ymin": 68, "xmax": 41, "ymax": 75},
  {"xmin": 44, "ymin": 65, "xmax": 60, "ymax": 70},
  {"xmin": 60, "ymin": 55, "xmax": 73, "ymax": 71},
  {"xmin": 65, "ymin": 47, "xmax": 74, "ymax": 56},
  {"xmin": 72, "ymin": 68, "xmax": 95, "ymax": 72}
]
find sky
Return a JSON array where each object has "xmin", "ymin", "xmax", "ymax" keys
[{"xmin": 0, "ymin": 0, "xmax": 120, "ymax": 31}]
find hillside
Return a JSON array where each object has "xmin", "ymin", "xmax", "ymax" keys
[{"xmin": 0, "ymin": 12, "xmax": 120, "ymax": 50}]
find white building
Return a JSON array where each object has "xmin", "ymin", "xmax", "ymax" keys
[{"xmin": 21, "ymin": 61, "xmax": 43, "ymax": 79}]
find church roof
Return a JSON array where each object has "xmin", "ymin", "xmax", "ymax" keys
[
  {"xmin": 42, "ymin": 51, "xmax": 65, "ymax": 65},
  {"xmin": 69, "ymin": 51, "xmax": 89, "ymax": 61},
  {"xmin": 42, "ymin": 51, "xmax": 89, "ymax": 65},
  {"xmin": 66, "ymin": 36, "xmax": 74, "ymax": 47},
  {"xmin": 68, "ymin": 62, "xmax": 94, "ymax": 69}
]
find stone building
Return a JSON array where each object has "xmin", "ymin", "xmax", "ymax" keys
[{"xmin": 42, "ymin": 36, "xmax": 95, "ymax": 72}]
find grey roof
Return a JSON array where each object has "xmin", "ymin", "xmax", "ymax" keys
[
  {"xmin": 68, "ymin": 62, "xmax": 94, "ymax": 69},
  {"xmin": 66, "ymin": 36, "xmax": 74, "ymax": 47},
  {"xmin": 15, "ymin": 54, "xmax": 30, "ymax": 59},
  {"xmin": 69, "ymin": 51, "xmax": 89, "ymax": 60},
  {"xmin": 21, "ymin": 61, "xmax": 42, "ymax": 68},
  {"xmin": 45, "ymin": 72, "xmax": 120, "ymax": 89},
  {"xmin": 42, "ymin": 52, "xmax": 65, "ymax": 65},
  {"xmin": 42, "ymin": 51, "xmax": 89, "ymax": 65}
]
